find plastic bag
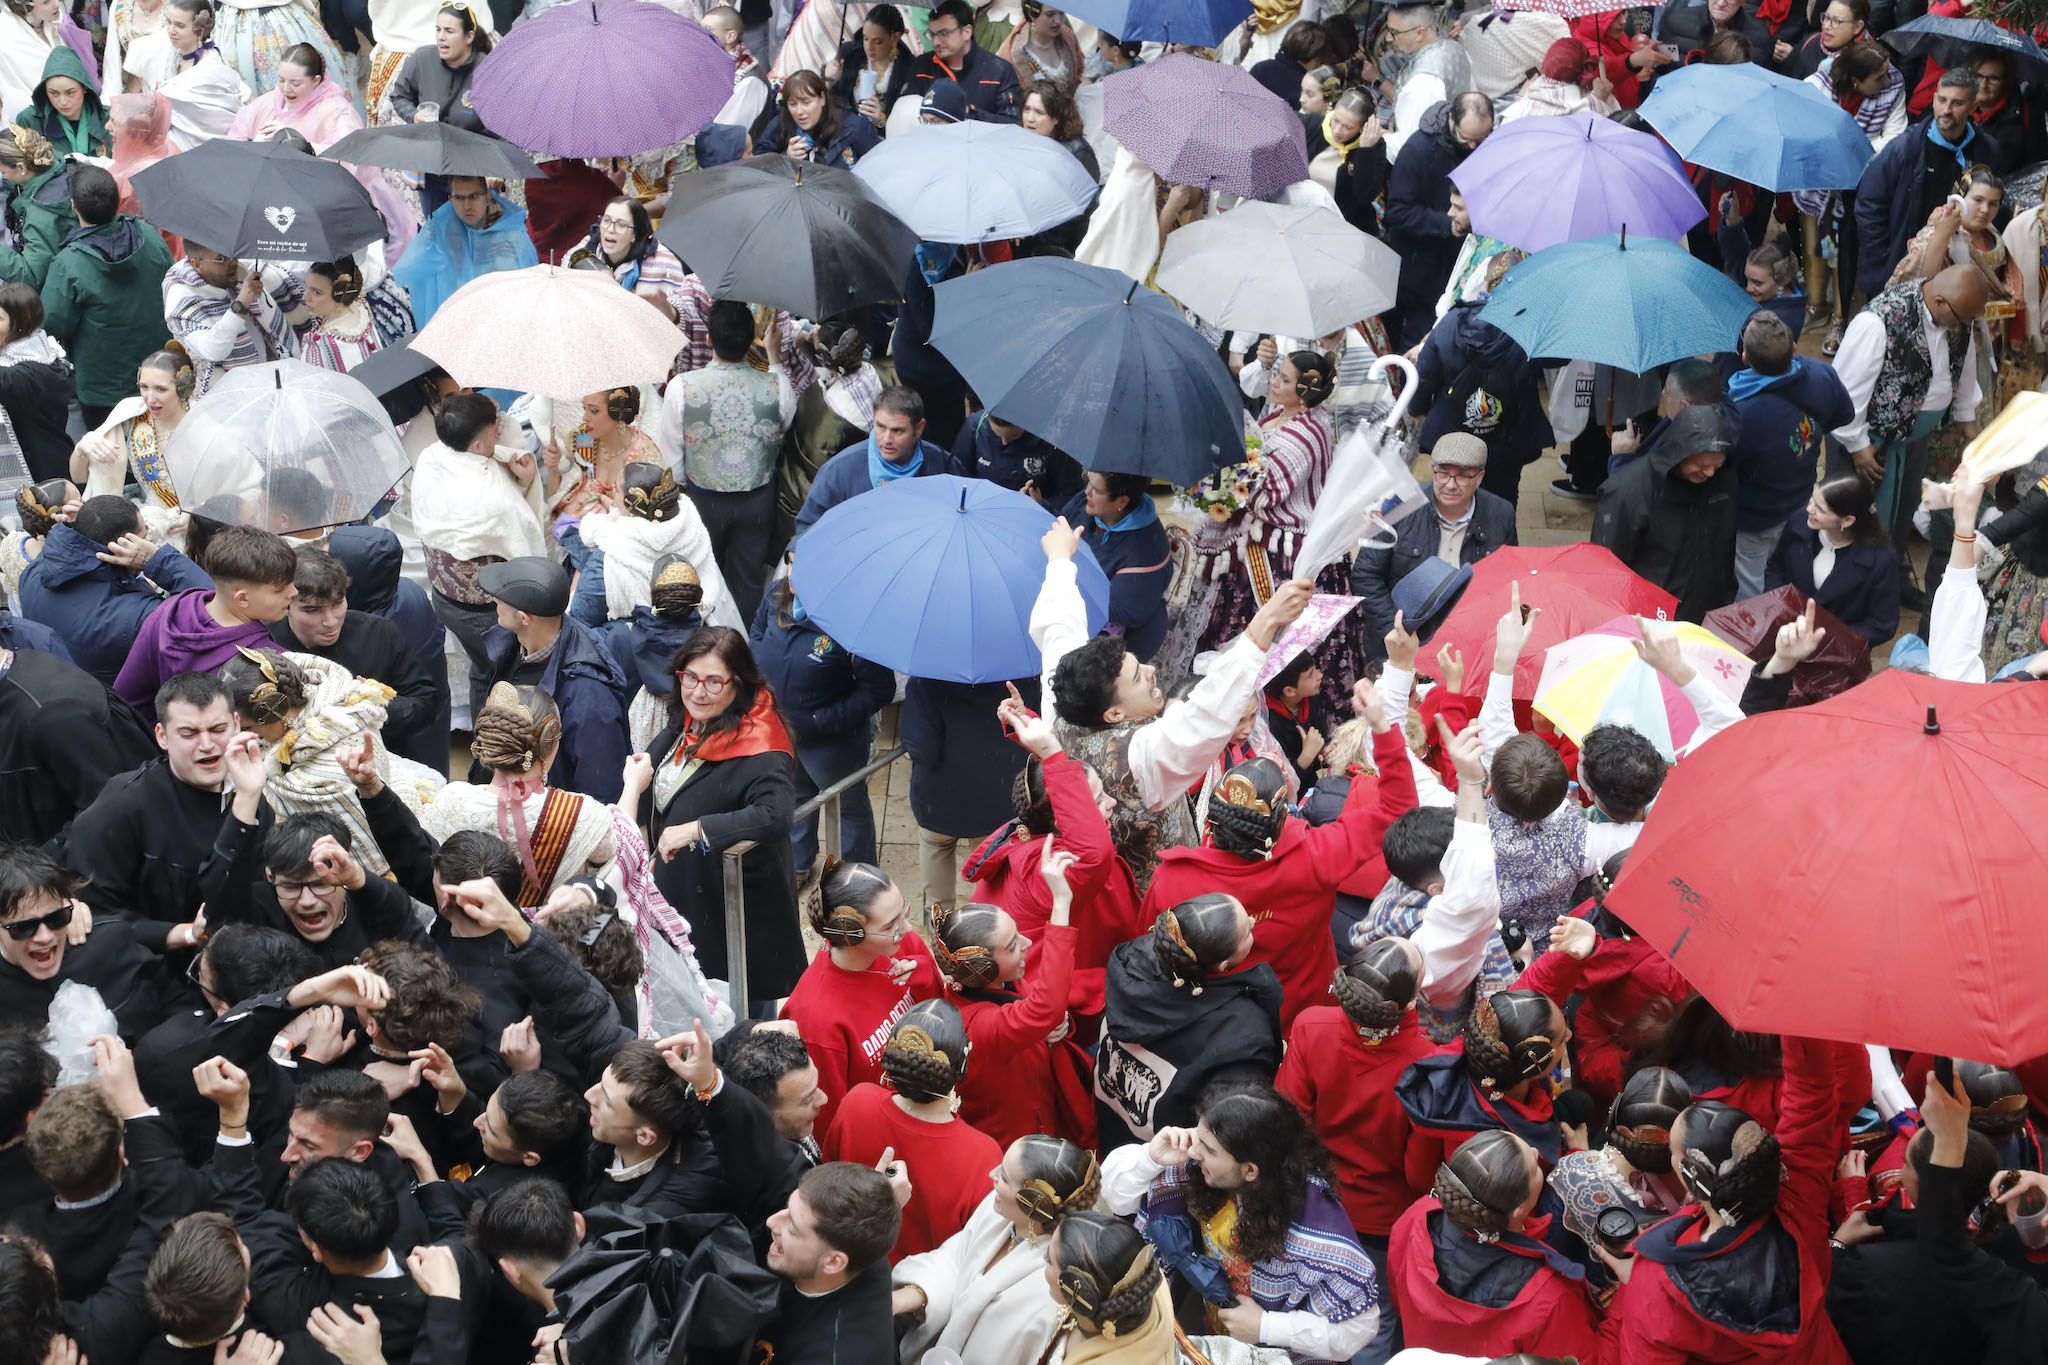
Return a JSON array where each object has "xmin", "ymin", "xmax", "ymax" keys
[
  {"xmin": 42, "ymin": 980, "xmax": 118, "ymax": 1087},
  {"xmin": 642, "ymin": 922, "xmax": 734, "ymax": 1041},
  {"xmin": 1703, "ymin": 585, "xmax": 1870, "ymax": 709}
]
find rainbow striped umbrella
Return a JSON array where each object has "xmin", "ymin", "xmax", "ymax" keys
[{"xmin": 1533, "ymin": 617, "xmax": 1754, "ymax": 761}]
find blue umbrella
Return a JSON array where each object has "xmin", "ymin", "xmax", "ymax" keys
[
  {"xmin": 928, "ymin": 258, "xmax": 1242, "ymax": 486},
  {"xmin": 1478, "ymin": 231, "xmax": 1759, "ymax": 372},
  {"xmin": 1639, "ymin": 62, "xmax": 1874, "ymax": 191},
  {"xmin": 1883, "ymin": 15, "xmax": 2048, "ymax": 83},
  {"xmin": 1058, "ymin": 0, "xmax": 1252, "ymax": 47},
  {"xmin": 789, "ymin": 475, "xmax": 1111, "ymax": 685}
]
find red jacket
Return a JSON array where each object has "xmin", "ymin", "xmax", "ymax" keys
[
  {"xmin": 1539, "ymin": 904, "xmax": 1692, "ymax": 1105},
  {"xmin": 1326, "ymin": 709, "xmax": 1420, "ymax": 900},
  {"xmin": 951, "ymin": 923, "xmax": 1097, "ymax": 1150},
  {"xmin": 1389, "ymin": 1198, "xmax": 1608, "ymax": 1363},
  {"xmin": 1605, "ymin": 1038, "xmax": 1858, "ymax": 1365},
  {"xmin": 1570, "ymin": 11, "xmax": 1648, "ymax": 108},
  {"xmin": 779, "ymin": 933, "xmax": 942, "ymax": 1142},
  {"xmin": 1276, "ymin": 1006, "xmax": 1437, "ymax": 1235},
  {"xmin": 963, "ymin": 750, "xmax": 1139, "ymax": 1016},
  {"xmin": 1142, "ymin": 723, "xmax": 1413, "ymax": 1030},
  {"xmin": 820, "ymin": 1081, "xmax": 1003, "ymax": 1262}
]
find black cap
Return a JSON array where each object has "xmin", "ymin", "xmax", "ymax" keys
[{"xmin": 477, "ymin": 556, "xmax": 571, "ymax": 616}]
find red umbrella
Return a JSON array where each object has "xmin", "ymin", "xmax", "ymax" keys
[
  {"xmin": 1605, "ymin": 670, "xmax": 2048, "ymax": 1065},
  {"xmin": 1427, "ymin": 544, "xmax": 1677, "ymax": 700}
]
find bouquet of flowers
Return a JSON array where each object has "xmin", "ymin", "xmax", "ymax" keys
[{"xmin": 1186, "ymin": 415, "xmax": 1268, "ymax": 523}]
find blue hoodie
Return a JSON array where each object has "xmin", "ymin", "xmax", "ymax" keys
[
  {"xmin": 17, "ymin": 522, "xmax": 211, "ymax": 685},
  {"xmin": 1412, "ymin": 298, "xmax": 1552, "ymax": 465},
  {"xmin": 1726, "ymin": 358, "xmax": 1855, "ymax": 532}
]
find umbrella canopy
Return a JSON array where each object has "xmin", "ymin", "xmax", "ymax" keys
[
  {"xmin": 1605, "ymin": 670, "xmax": 2048, "ymax": 1064},
  {"xmin": 1487, "ymin": 0, "xmax": 1631, "ymax": 15},
  {"xmin": 1478, "ymin": 230, "xmax": 1759, "ymax": 372},
  {"xmin": 1703, "ymin": 586, "xmax": 1871, "ymax": 709},
  {"xmin": 852, "ymin": 122, "xmax": 1098, "ymax": 244},
  {"xmin": 320, "ymin": 123, "xmax": 545, "ymax": 179},
  {"xmin": 1533, "ymin": 616, "xmax": 1754, "ymax": 760},
  {"xmin": 1449, "ymin": 113, "xmax": 1706, "ymax": 253},
  {"xmin": 657, "ymin": 156, "xmax": 918, "ymax": 316},
  {"xmin": 1059, "ymin": 0, "xmax": 1253, "ymax": 46},
  {"xmin": 162, "ymin": 361, "xmax": 409, "ymax": 534},
  {"xmin": 1101, "ymin": 54, "xmax": 1309, "ymax": 200},
  {"xmin": 132, "ymin": 138, "xmax": 384, "ymax": 259},
  {"xmin": 470, "ymin": 0, "xmax": 733, "ymax": 157},
  {"xmin": 1428, "ymin": 543, "xmax": 1679, "ymax": 700},
  {"xmin": 343, "ymin": 342, "xmax": 440, "ymax": 425},
  {"xmin": 1155, "ymin": 200, "xmax": 1401, "ymax": 337},
  {"xmin": 790, "ymin": 475, "xmax": 1111, "ymax": 683},
  {"xmin": 1639, "ymin": 61, "xmax": 1874, "ymax": 192},
  {"xmin": 412, "ymin": 264, "xmax": 684, "ymax": 396},
  {"xmin": 928, "ymin": 257, "xmax": 1243, "ymax": 486},
  {"xmin": 552, "ymin": 1215, "xmax": 783, "ymax": 1360},
  {"xmin": 1882, "ymin": 14, "xmax": 2048, "ymax": 83}
]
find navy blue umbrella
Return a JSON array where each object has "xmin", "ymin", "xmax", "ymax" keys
[
  {"xmin": 1058, "ymin": 0, "xmax": 1252, "ymax": 47},
  {"xmin": 1883, "ymin": 15, "xmax": 2048, "ymax": 84},
  {"xmin": 928, "ymin": 258, "xmax": 1242, "ymax": 488}
]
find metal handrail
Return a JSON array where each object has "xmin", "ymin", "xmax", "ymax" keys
[{"xmin": 720, "ymin": 743, "xmax": 907, "ymax": 1018}]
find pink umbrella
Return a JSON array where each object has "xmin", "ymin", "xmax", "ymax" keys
[
  {"xmin": 1491, "ymin": 0, "xmax": 1633, "ymax": 16},
  {"xmin": 470, "ymin": 0, "xmax": 733, "ymax": 158}
]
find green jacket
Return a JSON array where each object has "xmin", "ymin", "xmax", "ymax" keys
[
  {"xmin": 0, "ymin": 159, "xmax": 78, "ymax": 290},
  {"xmin": 41, "ymin": 215, "xmax": 173, "ymax": 406},
  {"xmin": 27, "ymin": 47, "xmax": 107, "ymax": 159}
]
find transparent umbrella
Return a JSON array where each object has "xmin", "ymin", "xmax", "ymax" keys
[{"xmin": 162, "ymin": 360, "xmax": 411, "ymax": 534}]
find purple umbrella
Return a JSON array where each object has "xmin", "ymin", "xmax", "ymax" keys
[
  {"xmin": 470, "ymin": 0, "xmax": 733, "ymax": 158},
  {"xmin": 1449, "ymin": 113, "xmax": 1705, "ymax": 254},
  {"xmin": 1101, "ymin": 53, "xmax": 1308, "ymax": 199}
]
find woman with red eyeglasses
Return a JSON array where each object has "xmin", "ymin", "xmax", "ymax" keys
[{"xmin": 628, "ymin": 623, "xmax": 803, "ymax": 1009}]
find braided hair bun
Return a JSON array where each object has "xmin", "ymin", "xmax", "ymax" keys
[
  {"xmin": 1051, "ymin": 1211, "xmax": 1162, "ymax": 1339},
  {"xmin": 1010, "ymin": 1134, "xmax": 1101, "ymax": 1234},
  {"xmin": 881, "ymin": 999, "xmax": 969, "ymax": 1102},
  {"xmin": 219, "ymin": 647, "xmax": 309, "ymax": 728},
  {"xmin": 1204, "ymin": 756, "xmax": 1289, "ymax": 859},
  {"xmin": 1149, "ymin": 893, "xmax": 1243, "ymax": 993},
  {"xmin": 1959, "ymin": 1060, "xmax": 2031, "ymax": 1141},
  {"xmin": 1609, "ymin": 1066, "xmax": 1690, "ymax": 1174},
  {"xmin": 806, "ymin": 859, "xmax": 897, "ymax": 948},
  {"xmin": 931, "ymin": 902, "xmax": 1006, "ymax": 991},
  {"xmin": 470, "ymin": 684, "xmax": 562, "ymax": 776},
  {"xmin": 1332, "ymin": 937, "xmax": 1420, "ymax": 1037},
  {"xmin": 1673, "ymin": 1099, "xmax": 1783, "ymax": 1224},
  {"xmin": 1433, "ymin": 1129, "xmax": 1535, "ymax": 1241},
  {"xmin": 621, "ymin": 462, "xmax": 681, "ymax": 523},
  {"xmin": 1011, "ymin": 758, "xmax": 1056, "ymax": 838},
  {"xmin": 1286, "ymin": 350, "xmax": 1336, "ymax": 408},
  {"xmin": 1463, "ymin": 990, "xmax": 1561, "ymax": 1098},
  {"xmin": 648, "ymin": 553, "xmax": 704, "ymax": 620}
]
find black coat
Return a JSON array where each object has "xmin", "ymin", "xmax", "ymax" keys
[
  {"xmin": 62, "ymin": 759, "xmax": 272, "ymax": 922},
  {"xmin": 749, "ymin": 594, "xmax": 895, "ymax": 748},
  {"xmin": 0, "ymin": 646, "xmax": 154, "ymax": 843},
  {"xmin": 1659, "ymin": 0, "xmax": 1779, "ymax": 65},
  {"xmin": 0, "ymin": 346, "xmax": 74, "ymax": 481},
  {"xmin": 1591, "ymin": 430, "xmax": 1740, "ymax": 622},
  {"xmin": 1985, "ymin": 480, "xmax": 2048, "ymax": 576},
  {"xmin": 269, "ymin": 608, "xmax": 444, "ymax": 773},
  {"xmin": 10, "ymin": 1111, "xmax": 185, "ymax": 1298},
  {"xmin": 135, "ymin": 987, "xmax": 307, "ymax": 1164},
  {"xmin": 754, "ymin": 1255, "xmax": 896, "ymax": 1365},
  {"xmin": 1305, "ymin": 116, "xmax": 1390, "ymax": 236},
  {"xmin": 56, "ymin": 1221, "xmax": 158, "ymax": 1365},
  {"xmin": 1763, "ymin": 515, "xmax": 1902, "ymax": 644},
  {"xmin": 831, "ymin": 36, "xmax": 916, "ymax": 113},
  {"xmin": 209, "ymin": 842, "xmax": 431, "ymax": 970},
  {"xmin": 0, "ymin": 915, "xmax": 172, "ymax": 1040},
  {"xmin": 899, "ymin": 675, "xmax": 1036, "ymax": 839},
  {"xmin": 1383, "ymin": 100, "xmax": 1478, "ymax": 347},
  {"xmin": 330, "ymin": 524, "xmax": 452, "ymax": 771},
  {"xmin": 1351, "ymin": 484, "xmax": 1518, "ymax": 647}
]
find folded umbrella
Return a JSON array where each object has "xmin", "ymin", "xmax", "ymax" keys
[
  {"xmin": 1449, "ymin": 112, "xmax": 1706, "ymax": 253},
  {"xmin": 551, "ymin": 1214, "xmax": 784, "ymax": 1362},
  {"xmin": 1101, "ymin": 53, "xmax": 1309, "ymax": 200},
  {"xmin": 928, "ymin": 257, "xmax": 1243, "ymax": 486},
  {"xmin": 790, "ymin": 475, "xmax": 1110, "ymax": 684},
  {"xmin": 412, "ymin": 263, "xmax": 684, "ymax": 396},
  {"xmin": 1882, "ymin": 14, "xmax": 2048, "ymax": 84},
  {"xmin": 1639, "ymin": 61, "xmax": 1874, "ymax": 192},
  {"xmin": 320, "ymin": 122, "xmax": 545, "ymax": 180},
  {"xmin": 657, "ymin": 155, "xmax": 918, "ymax": 316},
  {"xmin": 470, "ymin": 0, "xmax": 733, "ymax": 157},
  {"xmin": 1478, "ymin": 230, "xmax": 1759, "ymax": 373},
  {"xmin": 1059, "ymin": 0, "xmax": 1252, "ymax": 46},
  {"xmin": 163, "ymin": 361, "xmax": 410, "ymax": 534},
  {"xmin": 1606, "ymin": 669, "xmax": 2048, "ymax": 1064},
  {"xmin": 1155, "ymin": 200, "xmax": 1401, "ymax": 338},
  {"xmin": 1533, "ymin": 615, "xmax": 1754, "ymax": 760},
  {"xmin": 1426, "ymin": 543, "xmax": 1679, "ymax": 700},
  {"xmin": 852, "ymin": 122, "xmax": 1098, "ymax": 244},
  {"xmin": 132, "ymin": 138, "xmax": 384, "ymax": 259}
]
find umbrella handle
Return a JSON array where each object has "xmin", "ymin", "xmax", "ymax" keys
[{"xmin": 1367, "ymin": 353, "xmax": 1420, "ymax": 431}]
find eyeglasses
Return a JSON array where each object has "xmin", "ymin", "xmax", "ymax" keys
[
  {"xmin": 1433, "ymin": 465, "xmax": 1484, "ymax": 484},
  {"xmin": 600, "ymin": 216, "xmax": 636, "ymax": 230},
  {"xmin": 3, "ymin": 901, "xmax": 74, "ymax": 942},
  {"xmin": 450, "ymin": 189, "xmax": 490, "ymax": 203},
  {"xmin": 676, "ymin": 670, "xmax": 734, "ymax": 695},
  {"xmin": 927, "ymin": 22, "xmax": 962, "ymax": 37},
  {"xmin": 267, "ymin": 874, "xmax": 332, "ymax": 900}
]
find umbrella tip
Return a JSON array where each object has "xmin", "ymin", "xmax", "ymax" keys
[
  {"xmin": 1619, "ymin": 225, "xmax": 1628, "ymax": 250},
  {"xmin": 1924, "ymin": 704, "xmax": 1940, "ymax": 736},
  {"xmin": 1124, "ymin": 280, "xmax": 1139, "ymax": 304},
  {"xmin": 274, "ymin": 370, "xmax": 283, "ymax": 389},
  {"xmin": 960, "ymin": 486, "xmax": 967, "ymax": 511}
]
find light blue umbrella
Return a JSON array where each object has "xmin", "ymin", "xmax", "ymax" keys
[
  {"xmin": 852, "ymin": 122, "xmax": 1098, "ymax": 245},
  {"xmin": 1477, "ymin": 231, "xmax": 1758, "ymax": 372},
  {"xmin": 1639, "ymin": 61, "xmax": 1873, "ymax": 192},
  {"xmin": 790, "ymin": 475, "xmax": 1111, "ymax": 684}
]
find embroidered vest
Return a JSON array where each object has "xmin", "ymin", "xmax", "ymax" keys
[
  {"xmin": 1054, "ymin": 716, "xmax": 1188, "ymax": 892},
  {"xmin": 1864, "ymin": 279, "xmax": 1968, "ymax": 446}
]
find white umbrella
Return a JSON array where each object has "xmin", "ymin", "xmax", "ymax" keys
[
  {"xmin": 1292, "ymin": 356, "xmax": 1429, "ymax": 584},
  {"xmin": 412, "ymin": 264, "xmax": 684, "ymax": 398},
  {"xmin": 163, "ymin": 360, "xmax": 409, "ymax": 534},
  {"xmin": 852, "ymin": 122, "xmax": 1099, "ymax": 244},
  {"xmin": 1155, "ymin": 200, "xmax": 1401, "ymax": 340}
]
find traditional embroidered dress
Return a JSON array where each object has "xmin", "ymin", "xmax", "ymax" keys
[
  {"xmin": 214, "ymin": 0, "xmax": 360, "ymax": 105},
  {"xmin": 1549, "ymin": 1144, "xmax": 1684, "ymax": 1248},
  {"xmin": 79, "ymin": 396, "xmax": 182, "ymax": 518},
  {"xmin": 298, "ymin": 300, "xmax": 386, "ymax": 374},
  {"xmin": 420, "ymin": 777, "xmax": 618, "ymax": 897},
  {"xmin": 105, "ymin": 0, "xmax": 170, "ymax": 93}
]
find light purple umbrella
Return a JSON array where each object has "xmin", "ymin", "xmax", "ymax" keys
[
  {"xmin": 470, "ymin": 0, "xmax": 733, "ymax": 158},
  {"xmin": 1448, "ymin": 113, "xmax": 1706, "ymax": 254},
  {"xmin": 1101, "ymin": 53, "xmax": 1308, "ymax": 200}
]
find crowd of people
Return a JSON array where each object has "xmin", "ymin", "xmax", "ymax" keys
[{"xmin": 0, "ymin": 0, "xmax": 2045, "ymax": 1363}]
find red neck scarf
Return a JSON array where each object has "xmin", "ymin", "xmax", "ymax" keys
[{"xmin": 675, "ymin": 689, "xmax": 796, "ymax": 764}]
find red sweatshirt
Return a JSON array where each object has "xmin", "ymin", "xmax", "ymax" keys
[
  {"xmin": 963, "ymin": 750, "xmax": 1139, "ymax": 1016},
  {"xmin": 952, "ymin": 923, "xmax": 1096, "ymax": 1150},
  {"xmin": 779, "ymin": 933, "xmax": 942, "ymax": 1142},
  {"xmin": 1523, "ymin": 908, "xmax": 1691, "ymax": 1106},
  {"xmin": 1142, "ymin": 723, "xmax": 1414, "ymax": 1030},
  {"xmin": 1390, "ymin": 1198, "xmax": 1608, "ymax": 1363},
  {"xmin": 1276, "ymin": 1005, "xmax": 1437, "ymax": 1235},
  {"xmin": 821, "ymin": 1081, "xmax": 1003, "ymax": 1262}
]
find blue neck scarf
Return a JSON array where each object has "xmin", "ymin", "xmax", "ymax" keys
[
  {"xmin": 868, "ymin": 431, "xmax": 923, "ymax": 488},
  {"xmin": 1927, "ymin": 118, "xmax": 1976, "ymax": 170},
  {"xmin": 1726, "ymin": 355, "xmax": 1802, "ymax": 403},
  {"xmin": 1095, "ymin": 494, "xmax": 1159, "ymax": 534}
]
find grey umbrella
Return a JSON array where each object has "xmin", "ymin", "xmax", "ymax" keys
[{"xmin": 321, "ymin": 123, "xmax": 546, "ymax": 180}]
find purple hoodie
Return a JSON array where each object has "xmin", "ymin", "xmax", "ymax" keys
[{"xmin": 114, "ymin": 588, "xmax": 282, "ymax": 719}]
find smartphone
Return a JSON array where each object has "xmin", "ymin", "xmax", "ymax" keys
[
  {"xmin": 1935, "ymin": 1055, "xmax": 1956, "ymax": 1092},
  {"xmin": 1656, "ymin": 41, "xmax": 1680, "ymax": 61}
]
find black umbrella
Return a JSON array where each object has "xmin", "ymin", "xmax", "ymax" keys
[
  {"xmin": 344, "ymin": 341, "xmax": 437, "ymax": 425},
  {"xmin": 549, "ymin": 1215, "xmax": 782, "ymax": 1364},
  {"xmin": 321, "ymin": 122, "xmax": 546, "ymax": 180},
  {"xmin": 654, "ymin": 155, "xmax": 918, "ymax": 318},
  {"xmin": 132, "ymin": 139, "xmax": 385, "ymax": 260}
]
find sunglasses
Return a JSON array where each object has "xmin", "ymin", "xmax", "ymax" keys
[{"xmin": 4, "ymin": 901, "xmax": 74, "ymax": 942}]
